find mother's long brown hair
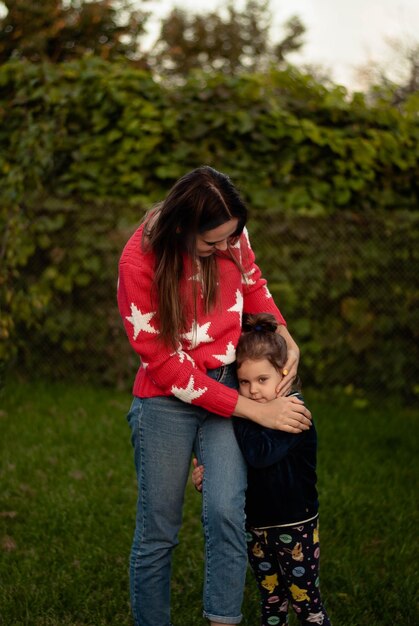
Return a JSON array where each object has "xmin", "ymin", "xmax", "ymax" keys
[{"xmin": 143, "ymin": 166, "xmax": 248, "ymax": 347}]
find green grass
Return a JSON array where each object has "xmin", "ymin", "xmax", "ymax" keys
[{"xmin": 0, "ymin": 382, "xmax": 418, "ymax": 625}]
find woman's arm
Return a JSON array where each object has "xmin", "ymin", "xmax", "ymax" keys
[
  {"xmin": 238, "ymin": 232, "xmax": 302, "ymax": 397},
  {"xmin": 118, "ymin": 260, "xmax": 241, "ymax": 417},
  {"xmin": 239, "ymin": 229, "xmax": 287, "ymax": 325}
]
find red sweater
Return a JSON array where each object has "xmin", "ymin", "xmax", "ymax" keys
[{"xmin": 117, "ymin": 225, "xmax": 286, "ymax": 417}]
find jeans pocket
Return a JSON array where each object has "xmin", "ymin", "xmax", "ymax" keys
[{"xmin": 126, "ymin": 396, "xmax": 144, "ymax": 439}]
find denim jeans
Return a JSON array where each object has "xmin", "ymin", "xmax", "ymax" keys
[{"xmin": 126, "ymin": 364, "xmax": 248, "ymax": 626}]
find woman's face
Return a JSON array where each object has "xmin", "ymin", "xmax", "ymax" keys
[
  {"xmin": 237, "ymin": 358, "xmax": 283, "ymax": 403},
  {"xmin": 195, "ymin": 218, "xmax": 239, "ymax": 257}
]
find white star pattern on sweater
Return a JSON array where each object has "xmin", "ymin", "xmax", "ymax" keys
[
  {"xmin": 126, "ymin": 304, "xmax": 158, "ymax": 340},
  {"xmin": 170, "ymin": 346, "xmax": 196, "ymax": 367},
  {"xmin": 188, "ymin": 270, "xmax": 204, "ymax": 298},
  {"xmin": 242, "ymin": 267, "xmax": 257, "ymax": 285},
  {"xmin": 228, "ymin": 290, "xmax": 243, "ymax": 317},
  {"xmin": 263, "ymin": 285, "xmax": 273, "ymax": 299},
  {"xmin": 181, "ymin": 321, "xmax": 214, "ymax": 349},
  {"xmin": 213, "ymin": 341, "xmax": 236, "ymax": 365},
  {"xmin": 188, "ymin": 261, "xmax": 202, "ymax": 286},
  {"xmin": 230, "ymin": 238, "xmax": 242, "ymax": 263},
  {"xmin": 171, "ymin": 375, "xmax": 208, "ymax": 403},
  {"xmin": 118, "ymin": 222, "xmax": 285, "ymax": 417}
]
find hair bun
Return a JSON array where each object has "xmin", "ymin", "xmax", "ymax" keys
[{"xmin": 242, "ymin": 313, "xmax": 278, "ymax": 334}]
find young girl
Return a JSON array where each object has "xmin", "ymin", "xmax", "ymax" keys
[
  {"xmin": 117, "ymin": 167, "xmax": 312, "ymax": 626},
  {"xmin": 193, "ymin": 313, "xmax": 331, "ymax": 626}
]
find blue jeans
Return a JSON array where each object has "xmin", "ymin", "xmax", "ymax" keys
[{"xmin": 126, "ymin": 364, "xmax": 248, "ymax": 626}]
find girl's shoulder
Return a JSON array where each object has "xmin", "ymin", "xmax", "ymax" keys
[{"xmin": 287, "ymin": 391, "xmax": 303, "ymax": 402}]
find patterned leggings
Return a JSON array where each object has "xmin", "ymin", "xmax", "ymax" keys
[{"xmin": 246, "ymin": 517, "xmax": 331, "ymax": 626}]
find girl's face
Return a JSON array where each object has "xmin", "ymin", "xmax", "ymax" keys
[
  {"xmin": 237, "ymin": 358, "xmax": 283, "ymax": 403},
  {"xmin": 195, "ymin": 218, "xmax": 239, "ymax": 257}
]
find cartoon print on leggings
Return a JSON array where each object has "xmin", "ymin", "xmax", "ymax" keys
[{"xmin": 246, "ymin": 518, "xmax": 330, "ymax": 626}]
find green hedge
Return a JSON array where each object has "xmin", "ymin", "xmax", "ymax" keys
[
  {"xmin": 249, "ymin": 211, "xmax": 419, "ymax": 397},
  {"xmin": 1, "ymin": 58, "xmax": 418, "ymax": 396}
]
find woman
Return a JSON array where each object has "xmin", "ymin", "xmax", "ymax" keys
[{"xmin": 117, "ymin": 166, "xmax": 311, "ymax": 626}]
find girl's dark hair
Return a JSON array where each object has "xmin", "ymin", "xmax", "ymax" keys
[
  {"xmin": 143, "ymin": 166, "xmax": 248, "ymax": 347},
  {"xmin": 236, "ymin": 313, "xmax": 287, "ymax": 372}
]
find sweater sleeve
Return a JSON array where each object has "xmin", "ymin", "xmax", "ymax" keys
[
  {"xmin": 233, "ymin": 393, "xmax": 306, "ymax": 468},
  {"xmin": 239, "ymin": 229, "xmax": 286, "ymax": 325},
  {"xmin": 117, "ymin": 258, "xmax": 239, "ymax": 417},
  {"xmin": 233, "ymin": 418, "xmax": 299, "ymax": 468}
]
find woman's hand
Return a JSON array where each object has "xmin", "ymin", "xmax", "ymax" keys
[
  {"xmin": 274, "ymin": 325, "xmax": 300, "ymax": 396},
  {"xmin": 275, "ymin": 347, "xmax": 299, "ymax": 396},
  {"xmin": 259, "ymin": 395, "xmax": 311, "ymax": 432},
  {"xmin": 234, "ymin": 394, "xmax": 311, "ymax": 433}
]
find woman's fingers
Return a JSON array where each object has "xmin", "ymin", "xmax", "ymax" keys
[
  {"xmin": 275, "ymin": 365, "xmax": 298, "ymax": 395},
  {"xmin": 293, "ymin": 403, "xmax": 312, "ymax": 425},
  {"xmin": 278, "ymin": 413, "xmax": 311, "ymax": 432},
  {"xmin": 293, "ymin": 407, "xmax": 310, "ymax": 421},
  {"xmin": 273, "ymin": 398, "xmax": 312, "ymax": 431},
  {"xmin": 280, "ymin": 423, "xmax": 306, "ymax": 433},
  {"xmin": 275, "ymin": 347, "xmax": 300, "ymax": 395}
]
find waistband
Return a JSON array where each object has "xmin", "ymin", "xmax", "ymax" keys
[{"xmin": 207, "ymin": 362, "xmax": 236, "ymax": 383}]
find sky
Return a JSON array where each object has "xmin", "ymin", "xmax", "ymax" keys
[{"xmin": 145, "ymin": 0, "xmax": 419, "ymax": 89}]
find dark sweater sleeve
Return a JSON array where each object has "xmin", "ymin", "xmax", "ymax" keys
[{"xmin": 233, "ymin": 393, "xmax": 306, "ymax": 469}]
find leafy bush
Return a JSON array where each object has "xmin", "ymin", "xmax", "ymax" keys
[
  {"xmin": 1, "ymin": 58, "xmax": 418, "ymax": 396},
  {"xmin": 249, "ymin": 210, "xmax": 419, "ymax": 397}
]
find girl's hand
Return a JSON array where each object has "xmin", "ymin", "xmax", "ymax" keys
[
  {"xmin": 275, "ymin": 348, "xmax": 299, "ymax": 396},
  {"xmin": 191, "ymin": 457, "xmax": 204, "ymax": 492}
]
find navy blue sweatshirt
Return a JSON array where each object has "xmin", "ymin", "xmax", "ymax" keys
[{"xmin": 233, "ymin": 393, "xmax": 318, "ymax": 528}]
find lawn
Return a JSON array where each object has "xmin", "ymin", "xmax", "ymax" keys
[{"xmin": 0, "ymin": 381, "xmax": 418, "ymax": 625}]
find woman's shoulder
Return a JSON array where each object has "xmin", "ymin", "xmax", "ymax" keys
[{"xmin": 120, "ymin": 223, "xmax": 152, "ymax": 267}]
